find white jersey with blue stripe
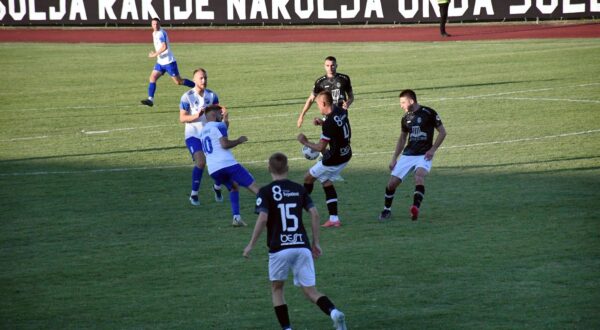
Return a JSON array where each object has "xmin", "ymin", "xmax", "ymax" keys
[
  {"xmin": 153, "ymin": 29, "xmax": 175, "ymax": 65},
  {"xmin": 180, "ymin": 88, "xmax": 219, "ymax": 139},
  {"xmin": 200, "ymin": 122, "xmax": 238, "ymax": 175}
]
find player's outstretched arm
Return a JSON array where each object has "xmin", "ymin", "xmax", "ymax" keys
[
  {"xmin": 297, "ymin": 94, "xmax": 316, "ymax": 128},
  {"xmin": 220, "ymin": 136, "xmax": 248, "ymax": 149},
  {"xmin": 298, "ymin": 134, "xmax": 327, "ymax": 153},
  {"xmin": 243, "ymin": 212, "xmax": 268, "ymax": 258}
]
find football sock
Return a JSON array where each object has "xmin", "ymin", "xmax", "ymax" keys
[
  {"xmin": 316, "ymin": 296, "xmax": 335, "ymax": 316},
  {"xmin": 413, "ymin": 185, "xmax": 425, "ymax": 208},
  {"xmin": 182, "ymin": 78, "xmax": 195, "ymax": 88},
  {"xmin": 148, "ymin": 82, "xmax": 157, "ymax": 98},
  {"xmin": 191, "ymin": 166, "xmax": 203, "ymax": 193},
  {"xmin": 230, "ymin": 190, "xmax": 240, "ymax": 216},
  {"xmin": 304, "ymin": 182, "xmax": 314, "ymax": 195},
  {"xmin": 323, "ymin": 185, "xmax": 338, "ymax": 217},
  {"xmin": 384, "ymin": 187, "xmax": 396, "ymax": 209},
  {"xmin": 274, "ymin": 304, "xmax": 291, "ymax": 329}
]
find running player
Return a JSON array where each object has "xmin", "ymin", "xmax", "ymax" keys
[
  {"xmin": 179, "ymin": 68, "xmax": 223, "ymax": 207},
  {"xmin": 379, "ymin": 89, "xmax": 447, "ymax": 221},
  {"xmin": 298, "ymin": 91, "xmax": 352, "ymax": 228},
  {"xmin": 243, "ymin": 152, "xmax": 347, "ymax": 330},
  {"xmin": 297, "ymin": 56, "xmax": 354, "ymax": 128},
  {"xmin": 141, "ymin": 17, "xmax": 195, "ymax": 107},
  {"xmin": 200, "ymin": 105, "xmax": 259, "ymax": 227}
]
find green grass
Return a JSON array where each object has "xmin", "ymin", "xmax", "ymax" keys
[{"xmin": 1, "ymin": 38, "xmax": 599, "ymax": 329}]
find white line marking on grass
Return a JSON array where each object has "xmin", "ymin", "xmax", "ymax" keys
[
  {"xmin": 492, "ymin": 97, "xmax": 600, "ymax": 104},
  {"xmin": 3, "ymin": 135, "xmax": 49, "ymax": 142},
  {"xmin": 81, "ymin": 124, "xmax": 173, "ymax": 135},
  {"xmin": 2, "ymin": 129, "xmax": 599, "ymax": 177}
]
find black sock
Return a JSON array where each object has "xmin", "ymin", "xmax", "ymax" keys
[
  {"xmin": 323, "ymin": 185, "xmax": 338, "ymax": 217},
  {"xmin": 413, "ymin": 185, "xmax": 425, "ymax": 208},
  {"xmin": 274, "ymin": 304, "xmax": 290, "ymax": 329},
  {"xmin": 304, "ymin": 182, "xmax": 314, "ymax": 195},
  {"xmin": 384, "ymin": 187, "xmax": 396, "ymax": 209},
  {"xmin": 316, "ymin": 296, "xmax": 335, "ymax": 316}
]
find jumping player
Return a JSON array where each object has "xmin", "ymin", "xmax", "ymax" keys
[
  {"xmin": 200, "ymin": 105, "xmax": 259, "ymax": 227},
  {"xmin": 379, "ymin": 89, "xmax": 447, "ymax": 221},
  {"xmin": 141, "ymin": 17, "xmax": 195, "ymax": 107},
  {"xmin": 297, "ymin": 56, "xmax": 354, "ymax": 128},
  {"xmin": 179, "ymin": 68, "xmax": 223, "ymax": 207},
  {"xmin": 298, "ymin": 91, "xmax": 352, "ymax": 228},
  {"xmin": 243, "ymin": 152, "xmax": 347, "ymax": 330}
]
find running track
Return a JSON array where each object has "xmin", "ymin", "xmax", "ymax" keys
[{"xmin": 0, "ymin": 22, "xmax": 598, "ymax": 43}]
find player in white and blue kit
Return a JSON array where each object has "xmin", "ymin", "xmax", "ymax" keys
[
  {"xmin": 200, "ymin": 105, "xmax": 259, "ymax": 227},
  {"xmin": 179, "ymin": 68, "xmax": 223, "ymax": 206},
  {"xmin": 141, "ymin": 17, "xmax": 195, "ymax": 107}
]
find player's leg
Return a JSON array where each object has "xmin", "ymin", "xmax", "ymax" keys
[
  {"xmin": 271, "ymin": 281, "xmax": 291, "ymax": 330},
  {"xmin": 187, "ymin": 139, "xmax": 205, "ymax": 206},
  {"xmin": 141, "ymin": 67, "xmax": 163, "ymax": 106},
  {"xmin": 166, "ymin": 61, "xmax": 195, "ymax": 87},
  {"xmin": 411, "ymin": 167, "xmax": 429, "ymax": 221},
  {"xmin": 439, "ymin": 2, "xmax": 450, "ymax": 37},
  {"xmin": 303, "ymin": 171, "xmax": 317, "ymax": 195},
  {"xmin": 321, "ymin": 180, "xmax": 341, "ymax": 227},
  {"xmin": 380, "ymin": 156, "xmax": 415, "ymax": 220},
  {"xmin": 228, "ymin": 181, "xmax": 247, "ymax": 227}
]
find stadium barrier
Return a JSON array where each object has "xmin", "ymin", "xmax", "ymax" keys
[{"xmin": 0, "ymin": 0, "xmax": 598, "ymax": 26}]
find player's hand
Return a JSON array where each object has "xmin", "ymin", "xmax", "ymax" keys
[
  {"xmin": 312, "ymin": 243, "xmax": 322, "ymax": 259},
  {"xmin": 238, "ymin": 136, "xmax": 248, "ymax": 144},
  {"xmin": 424, "ymin": 149, "xmax": 435, "ymax": 160},
  {"xmin": 297, "ymin": 116, "xmax": 304, "ymax": 128},
  {"xmin": 342, "ymin": 101, "xmax": 349, "ymax": 110},
  {"xmin": 313, "ymin": 118, "xmax": 324, "ymax": 126},
  {"xmin": 389, "ymin": 160, "xmax": 397, "ymax": 171},
  {"xmin": 148, "ymin": 51, "xmax": 154, "ymax": 58},
  {"xmin": 243, "ymin": 245, "xmax": 252, "ymax": 258},
  {"xmin": 297, "ymin": 133, "xmax": 308, "ymax": 144}
]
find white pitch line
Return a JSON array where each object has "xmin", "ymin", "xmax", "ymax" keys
[
  {"xmin": 2, "ymin": 129, "xmax": 598, "ymax": 177},
  {"xmin": 491, "ymin": 97, "xmax": 600, "ymax": 104}
]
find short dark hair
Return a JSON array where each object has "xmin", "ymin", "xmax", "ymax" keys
[
  {"xmin": 205, "ymin": 104, "xmax": 221, "ymax": 114},
  {"xmin": 269, "ymin": 152, "xmax": 288, "ymax": 175},
  {"xmin": 325, "ymin": 56, "xmax": 337, "ymax": 63},
  {"xmin": 399, "ymin": 89, "xmax": 417, "ymax": 102},
  {"xmin": 152, "ymin": 17, "xmax": 161, "ymax": 22},
  {"xmin": 316, "ymin": 91, "xmax": 333, "ymax": 106}
]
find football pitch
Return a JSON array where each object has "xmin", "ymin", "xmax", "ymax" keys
[{"xmin": 1, "ymin": 38, "xmax": 599, "ymax": 329}]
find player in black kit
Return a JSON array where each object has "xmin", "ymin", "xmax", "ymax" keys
[
  {"xmin": 379, "ymin": 89, "xmax": 447, "ymax": 221},
  {"xmin": 297, "ymin": 56, "xmax": 354, "ymax": 128},
  {"xmin": 243, "ymin": 152, "xmax": 347, "ymax": 330},
  {"xmin": 298, "ymin": 91, "xmax": 352, "ymax": 228}
]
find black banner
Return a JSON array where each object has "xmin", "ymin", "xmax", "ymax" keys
[{"xmin": 0, "ymin": 0, "xmax": 598, "ymax": 26}]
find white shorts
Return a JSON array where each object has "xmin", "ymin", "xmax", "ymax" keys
[
  {"xmin": 269, "ymin": 248, "xmax": 316, "ymax": 287},
  {"xmin": 309, "ymin": 161, "xmax": 349, "ymax": 183},
  {"xmin": 391, "ymin": 155, "xmax": 432, "ymax": 181}
]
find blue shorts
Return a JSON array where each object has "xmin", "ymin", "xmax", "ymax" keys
[
  {"xmin": 210, "ymin": 164, "xmax": 254, "ymax": 190},
  {"xmin": 186, "ymin": 137, "xmax": 203, "ymax": 159},
  {"xmin": 153, "ymin": 61, "xmax": 180, "ymax": 77}
]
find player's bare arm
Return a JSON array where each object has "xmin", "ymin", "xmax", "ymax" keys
[
  {"xmin": 342, "ymin": 91, "xmax": 354, "ymax": 110},
  {"xmin": 149, "ymin": 42, "xmax": 167, "ymax": 58},
  {"xmin": 308, "ymin": 207, "xmax": 322, "ymax": 258},
  {"xmin": 390, "ymin": 132, "xmax": 408, "ymax": 170},
  {"xmin": 425, "ymin": 124, "xmax": 447, "ymax": 160},
  {"xmin": 297, "ymin": 94, "xmax": 316, "ymax": 128},
  {"xmin": 243, "ymin": 212, "xmax": 268, "ymax": 258},
  {"xmin": 220, "ymin": 135, "xmax": 248, "ymax": 149},
  {"xmin": 297, "ymin": 134, "xmax": 327, "ymax": 153},
  {"xmin": 179, "ymin": 108, "xmax": 202, "ymax": 123}
]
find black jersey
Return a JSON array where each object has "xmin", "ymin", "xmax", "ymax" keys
[
  {"xmin": 312, "ymin": 73, "xmax": 353, "ymax": 107},
  {"xmin": 321, "ymin": 105, "xmax": 352, "ymax": 166},
  {"xmin": 256, "ymin": 179, "xmax": 314, "ymax": 253},
  {"xmin": 401, "ymin": 105, "xmax": 443, "ymax": 156}
]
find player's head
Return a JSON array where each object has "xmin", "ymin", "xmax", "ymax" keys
[
  {"xmin": 151, "ymin": 17, "xmax": 161, "ymax": 31},
  {"xmin": 205, "ymin": 104, "xmax": 222, "ymax": 122},
  {"xmin": 315, "ymin": 91, "xmax": 333, "ymax": 115},
  {"xmin": 324, "ymin": 56, "xmax": 337, "ymax": 76},
  {"xmin": 268, "ymin": 152, "xmax": 289, "ymax": 176},
  {"xmin": 399, "ymin": 89, "xmax": 417, "ymax": 112},
  {"xmin": 192, "ymin": 68, "xmax": 207, "ymax": 90}
]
